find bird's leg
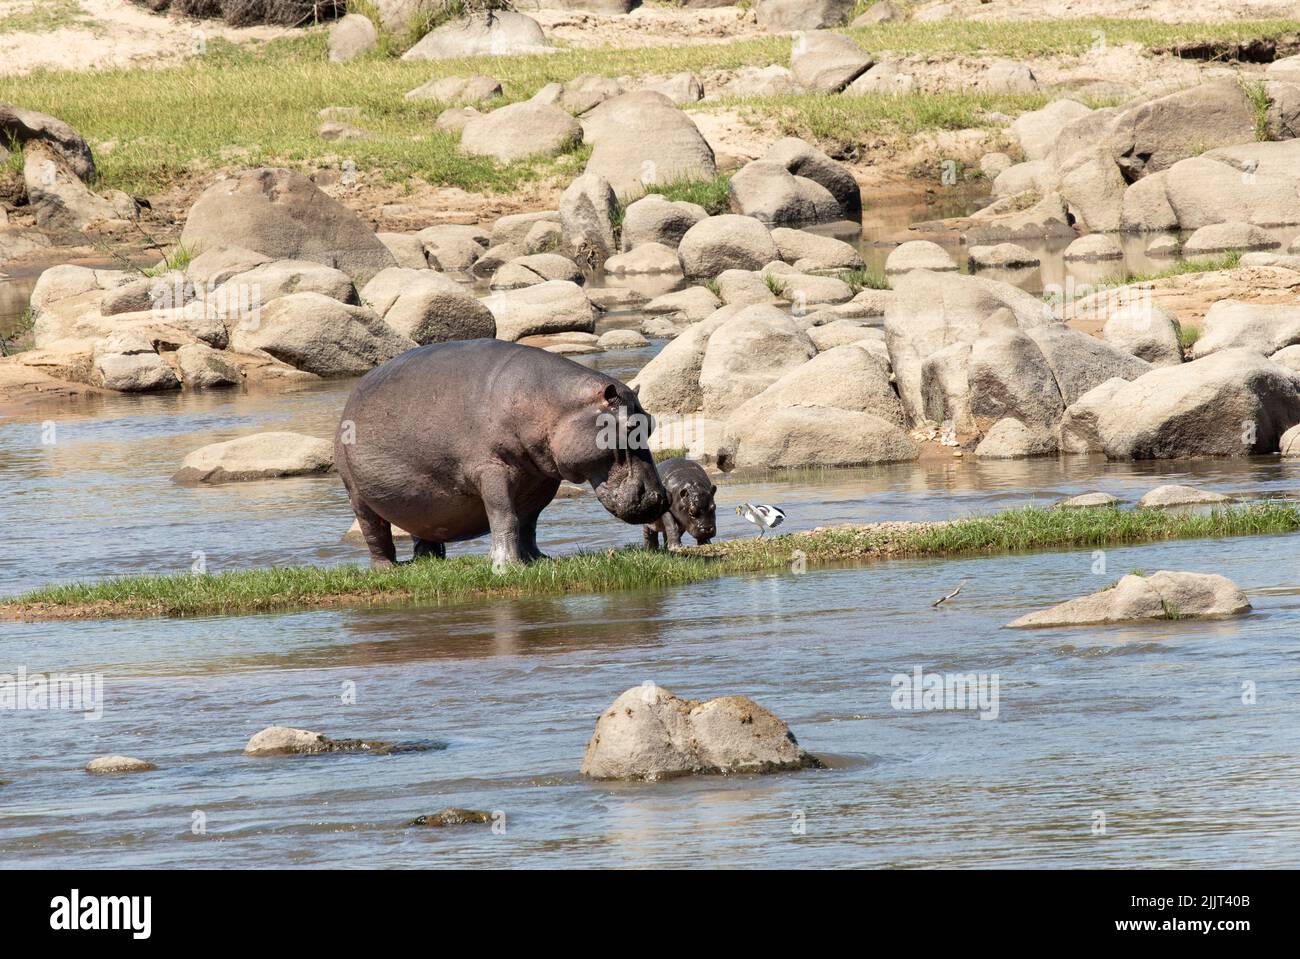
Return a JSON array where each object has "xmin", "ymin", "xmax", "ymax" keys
[{"xmin": 757, "ymin": 527, "xmax": 764, "ymax": 539}]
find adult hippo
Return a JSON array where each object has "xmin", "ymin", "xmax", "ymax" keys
[{"xmin": 336, "ymin": 339, "xmax": 669, "ymax": 568}]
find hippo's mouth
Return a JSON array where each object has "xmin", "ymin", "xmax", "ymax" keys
[{"xmin": 593, "ymin": 460, "xmax": 668, "ymax": 525}]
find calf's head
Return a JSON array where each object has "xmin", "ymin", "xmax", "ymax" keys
[{"xmin": 673, "ymin": 480, "xmax": 717, "ymax": 544}]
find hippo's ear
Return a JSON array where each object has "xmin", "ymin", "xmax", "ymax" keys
[
  {"xmin": 710, "ymin": 484, "xmax": 717, "ymax": 496},
  {"xmin": 631, "ymin": 383, "xmax": 640, "ymax": 397}
]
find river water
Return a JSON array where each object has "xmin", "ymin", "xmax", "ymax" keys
[{"xmin": 4, "ymin": 193, "xmax": 1300, "ymax": 868}]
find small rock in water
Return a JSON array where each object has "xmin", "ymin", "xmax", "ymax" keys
[
  {"xmin": 86, "ymin": 755, "xmax": 156, "ymax": 774},
  {"xmin": 1137, "ymin": 484, "xmax": 1232, "ymax": 508},
  {"xmin": 1006, "ymin": 571, "xmax": 1250, "ymax": 628},
  {"xmin": 409, "ymin": 808, "xmax": 493, "ymax": 827},
  {"xmin": 1053, "ymin": 491, "xmax": 1120, "ymax": 509},
  {"xmin": 580, "ymin": 684, "xmax": 822, "ymax": 782},
  {"xmin": 244, "ymin": 725, "xmax": 396, "ymax": 757},
  {"xmin": 1063, "ymin": 233, "xmax": 1123, "ymax": 261},
  {"xmin": 597, "ymin": 329, "xmax": 649, "ymax": 350}
]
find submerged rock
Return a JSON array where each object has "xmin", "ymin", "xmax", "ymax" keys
[
  {"xmin": 580, "ymin": 684, "xmax": 822, "ymax": 781},
  {"xmin": 244, "ymin": 725, "xmax": 402, "ymax": 757},
  {"xmin": 86, "ymin": 755, "xmax": 156, "ymax": 774},
  {"xmin": 1006, "ymin": 571, "xmax": 1250, "ymax": 628},
  {"xmin": 409, "ymin": 808, "xmax": 493, "ymax": 827}
]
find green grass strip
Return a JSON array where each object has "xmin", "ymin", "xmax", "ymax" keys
[{"xmin": 4, "ymin": 503, "xmax": 1296, "ymax": 620}]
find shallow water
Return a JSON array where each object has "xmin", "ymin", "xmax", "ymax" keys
[{"xmin": 4, "ymin": 376, "xmax": 1300, "ymax": 868}]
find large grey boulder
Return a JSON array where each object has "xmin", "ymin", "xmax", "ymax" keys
[
  {"xmin": 0, "ymin": 102, "xmax": 95, "ymax": 181},
  {"xmin": 418, "ymin": 224, "xmax": 489, "ymax": 271},
  {"xmin": 22, "ymin": 142, "xmax": 126, "ymax": 233},
  {"xmin": 460, "ymin": 101, "xmax": 582, "ymax": 163},
  {"xmin": 885, "ymin": 270, "xmax": 1052, "ymax": 422},
  {"xmin": 699, "ymin": 305, "xmax": 816, "ymax": 417},
  {"xmin": 1103, "ymin": 80, "xmax": 1278, "ymax": 182},
  {"xmin": 360, "ymin": 267, "xmax": 496, "ymax": 343},
  {"xmin": 230, "ymin": 292, "xmax": 416, "ymax": 376},
  {"xmin": 582, "ymin": 91, "xmax": 717, "ymax": 198},
  {"xmin": 181, "ymin": 168, "xmax": 396, "ymax": 284},
  {"xmin": 790, "ymin": 31, "xmax": 873, "ymax": 93},
  {"xmin": 1025, "ymin": 324, "xmax": 1151, "ymax": 406},
  {"xmin": 726, "ymin": 342, "xmax": 904, "ymax": 428},
  {"xmin": 580, "ymin": 684, "xmax": 821, "ymax": 781},
  {"xmin": 755, "ymin": 0, "xmax": 855, "ymax": 30},
  {"xmin": 1191, "ymin": 301, "xmax": 1300, "ymax": 358},
  {"xmin": 1007, "ymin": 571, "xmax": 1250, "ymax": 628},
  {"xmin": 968, "ymin": 328, "xmax": 1064, "ymax": 427},
  {"xmin": 1010, "ymin": 99, "xmax": 1093, "ymax": 161},
  {"xmin": 559, "ymin": 172, "xmax": 618, "ymax": 265},
  {"xmin": 1058, "ymin": 148, "xmax": 1128, "ymax": 233},
  {"xmin": 677, "ymin": 215, "xmax": 779, "ymax": 277},
  {"xmin": 629, "ymin": 309, "xmax": 733, "ymax": 413},
  {"xmin": 771, "ymin": 227, "xmax": 862, "ymax": 271},
  {"xmin": 401, "ymin": 11, "xmax": 550, "ymax": 60},
  {"xmin": 484, "ymin": 279, "xmax": 594, "ymax": 341},
  {"xmin": 1068, "ymin": 349, "xmax": 1300, "ymax": 459},
  {"xmin": 974, "ymin": 417, "xmax": 1058, "ymax": 459},
  {"xmin": 620, "ymin": 194, "xmax": 707, "ymax": 250},
  {"xmin": 1121, "ymin": 171, "xmax": 1178, "ymax": 232},
  {"xmin": 1183, "ymin": 222, "xmax": 1280, "ymax": 255},
  {"xmin": 723, "ymin": 406, "xmax": 918, "ymax": 469},
  {"xmin": 1102, "ymin": 302, "xmax": 1184, "ymax": 367},
  {"xmin": 92, "ymin": 349, "xmax": 180, "ymax": 393},
  {"xmin": 763, "ymin": 137, "xmax": 861, "ymax": 218},
  {"xmin": 1164, "ymin": 141, "xmax": 1300, "ymax": 229},
  {"xmin": 176, "ymin": 343, "xmax": 241, "ymax": 389},
  {"xmin": 727, "ymin": 160, "xmax": 839, "ymax": 225},
  {"xmin": 173, "ymin": 432, "xmax": 334, "ymax": 484}
]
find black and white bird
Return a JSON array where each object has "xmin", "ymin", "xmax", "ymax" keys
[{"xmin": 736, "ymin": 503, "xmax": 785, "ymax": 537}]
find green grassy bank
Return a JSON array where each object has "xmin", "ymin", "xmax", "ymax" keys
[{"xmin": 1, "ymin": 18, "xmax": 1296, "ymax": 195}]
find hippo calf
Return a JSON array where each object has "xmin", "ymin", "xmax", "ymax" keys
[
  {"xmin": 336, "ymin": 340, "xmax": 668, "ymax": 568},
  {"xmin": 643, "ymin": 457, "xmax": 717, "ymax": 550}
]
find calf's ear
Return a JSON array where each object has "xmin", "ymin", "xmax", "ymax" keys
[{"xmin": 710, "ymin": 484, "xmax": 717, "ymax": 496}]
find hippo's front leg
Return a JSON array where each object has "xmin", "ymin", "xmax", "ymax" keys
[
  {"xmin": 479, "ymin": 470, "xmax": 527, "ymax": 569},
  {"xmin": 643, "ymin": 524, "xmax": 661, "ymax": 550}
]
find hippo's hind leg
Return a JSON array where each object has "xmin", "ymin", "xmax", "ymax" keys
[
  {"xmin": 351, "ymin": 498, "xmax": 397, "ymax": 569},
  {"xmin": 412, "ymin": 537, "xmax": 446, "ymax": 561}
]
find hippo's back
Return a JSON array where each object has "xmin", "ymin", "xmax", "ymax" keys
[{"xmin": 657, "ymin": 457, "xmax": 711, "ymax": 495}]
